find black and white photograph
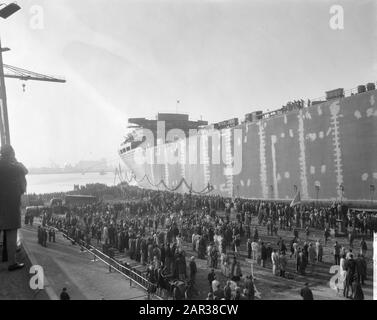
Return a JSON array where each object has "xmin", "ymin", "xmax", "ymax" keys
[{"xmin": 0, "ymin": 0, "xmax": 376, "ymax": 306}]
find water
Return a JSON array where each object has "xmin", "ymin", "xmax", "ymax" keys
[{"xmin": 26, "ymin": 172, "xmax": 117, "ymax": 194}]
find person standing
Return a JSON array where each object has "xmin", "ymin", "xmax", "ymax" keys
[
  {"xmin": 292, "ymin": 241, "xmax": 298, "ymax": 259},
  {"xmin": 251, "ymin": 240, "xmax": 258, "ymax": 261},
  {"xmin": 303, "ymin": 241, "xmax": 309, "ymax": 261},
  {"xmin": 260, "ymin": 242, "xmax": 267, "ymax": 268},
  {"xmin": 271, "ymin": 249, "xmax": 279, "ymax": 276},
  {"xmin": 189, "ymin": 256, "xmax": 197, "ymax": 285},
  {"xmin": 42, "ymin": 228, "xmax": 48, "ymax": 247},
  {"xmin": 213, "ymin": 282, "xmax": 224, "ymax": 300},
  {"xmin": 172, "ymin": 282, "xmax": 184, "ymax": 300},
  {"xmin": 298, "ymin": 248, "xmax": 307, "ymax": 275},
  {"xmin": 48, "ymin": 228, "xmax": 53, "ymax": 242},
  {"xmin": 279, "ymin": 251, "xmax": 287, "ymax": 278},
  {"xmin": 296, "ymin": 247, "xmax": 302, "ymax": 273},
  {"xmin": 253, "ymin": 228, "xmax": 259, "ymax": 242},
  {"xmin": 293, "ymin": 228, "xmax": 299, "ymax": 239},
  {"xmin": 315, "ymin": 239, "xmax": 323, "ymax": 263},
  {"xmin": 360, "ymin": 238, "xmax": 367, "ymax": 256},
  {"xmin": 352, "ymin": 281, "xmax": 364, "ymax": 300},
  {"xmin": 305, "ymin": 226, "xmax": 310, "ymax": 241},
  {"xmin": 266, "ymin": 219, "xmax": 272, "ymax": 236},
  {"xmin": 60, "ymin": 288, "xmax": 70, "ymax": 300},
  {"xmin": 300, "ymin": 283, "xmax": 314, "ymax": 300},
  {"xmin": 344, "ymin": 254, "xmax": 356, "ymax": 299},
  {"xmin": 334, "ymin": 241, "xmax": 341, "ymax": 265},
  {"xmin": 224, "ymin": 281, "xmax": 232, "ymax": 300},
  {"xmin": 0, "ymin": 145, "xmax": 28, "ymax": 271},
  {"xmin": 245, "ymin": 275, "xmax": 255, "ymax": 300},
  {"xmin": 324, "ymin": 227, "xmax": 330, "ymax": 245},
  {"xmin": 247, "ymin": 238, "xmax": 252, "ymax": 259},
  {"xmin": 37, "ymin": 226, "xmax": 42, "ymax": 245},
  {"xmin": 360, "ymin": 254, "xmax": 367, "ymax": 284},
  {"xmin": 355, "ymin": 254, "xmax": 366, "ymax": 285},
  {"xmin": 279, "ymin": 239, "xmax": 287, "ymax": 255},
  {"xmin": 349, "ymin": 228, "xmax": 356, "ymax": 249},
  {"xmin": 207, "ymin": 269, "xmax": 216, "ymax": 293},
  {"xmin": 192, "ymin": 232, "xmax": 197, "ymax": 251},
  {"xmin": 308, "ymin": 243, "xmax": 316, "ymax": 273},
  {"xmin": 338, "ymin": 254, "xmax": 347, "ymax": 295}
]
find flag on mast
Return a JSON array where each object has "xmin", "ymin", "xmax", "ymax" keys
[{"xmin": 290, "ymin": 191, "xmax": 301, "ymax": 207}]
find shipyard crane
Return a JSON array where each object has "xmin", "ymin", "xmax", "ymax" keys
[
  {"xmin": 0, "ymin": 48, "xmax": 66, "ymax": 262},
  {"xmin": 0, "ymin": 1, "xmax": 66, "ymax": 264},
  {"xmin": 0, "ymin": 42, "xmax": 66, "ymax": 146},
  {"xmin": 3, "ymin": 63, "xmax": 66, "ymax": 84}
]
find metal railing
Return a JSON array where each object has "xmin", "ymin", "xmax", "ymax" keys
[
  {"xmin": 245, "ymin": 82, "xmax": 376, "ymax": 124},
  {"xmin": 56, "ymin": 227, "xmax": 163, "ymax": 300}
]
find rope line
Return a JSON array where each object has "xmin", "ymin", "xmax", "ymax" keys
[{"xmin": 113, "ymin": 167, "xmax": 214, "ymax": 195}]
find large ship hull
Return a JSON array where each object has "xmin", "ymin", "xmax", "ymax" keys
[{"xmin": 120, "ymin": 89, "xmax": 377, "ymax": 204}]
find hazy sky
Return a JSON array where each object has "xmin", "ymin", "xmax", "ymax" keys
[{"xmin": 0, "ymin": 0, "xmax": 375, "ymax": 168}]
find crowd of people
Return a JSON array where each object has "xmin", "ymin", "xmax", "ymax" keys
[
  {"xmin": 41, "ymin": 183, "xmax": 374, "ymax": 300},
  {"xmin": 36, "ymin": 225, "xmax": 56, "ymax": 247},
  {"xmin": 281, "ymin": 99, "xmax": 306, "ymax": 113}
]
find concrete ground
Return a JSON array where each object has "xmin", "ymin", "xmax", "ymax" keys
[
  {"xmin": 14, "ymin": 221, "xmax": 148, "ymax": 300},
  {"xmin": 0, "ymin": 244, "xmax": 49, "ymax": 300}
]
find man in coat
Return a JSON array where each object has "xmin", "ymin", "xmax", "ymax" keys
[
  {"xmin": 0, "ymin": 145, "xmax": 28, "ymax": 271},
  {"xmin": 300, "ymin": 283, "xmax": 314, "ymax": 300},
  {"xmin": 189, "ymin": 256, "xmax": 197, "ymax": 285},
  {"xmin": 244, "ymin": 275, "xmax": 255, "ymax": 300},
  {"xmin": 352, "ymin": 281, "xmax": 364, "ymax": 300},
  {"xmin": 207, "ymin": 269, "xmax": 216, "ymax": 292},
  {"xmin": 355, "ymin": 254, "xmax": 366, "ymax": 285},
  {"xmin": 360, "ymin": 238, "xmax": 367, "ymax": 256},
  {"xmin": 277, "ymin": 249, "xmax": 285, "ymax": 276},
  {"xmin": 60, "ymin": 287, "xmax": 70, "ymax": 300},
  {"xmin": 223, "ymin": 281, "xmax": 232, "ymax": 300},
  {"xmin": 334, "ymin": 241, "xmax": 341, "ymax": 265},
  {"xmin": 260, "ymin": 242, "xmax": 267, "ymax": 267},
  {"xmin": 344, "ymin": 254, "xmax": 356, "ymax": 298}
]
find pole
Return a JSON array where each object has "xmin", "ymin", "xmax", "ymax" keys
[
  {"xmin": 189, "ymin": 187, "xmax": 192, "ymax": 210},
  {"xmin": 2, "ymin": 230, "xmax": 7, "ymax": 262},
  {"xmin": 316, "ymin": 186, "xmax": 319, "ymax": 208},
  {"xmin": 316, "ymin": 189, "xmax": 318, "ymax": 207},
  {"xmin": 374, "ymin": 232, "xmax": 377, "ymax": 300},
  {"xmin": 0, "ymin": 38, "xmax": 11, "ymax": 146},
  {"xmin": 370, "ymin": 185, "xmax": 375, "ymax": 206}
]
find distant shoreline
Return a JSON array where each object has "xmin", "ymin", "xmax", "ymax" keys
[{"xmin": 28, "ymin": 171, "xmax": 114, "ymax": 175}]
